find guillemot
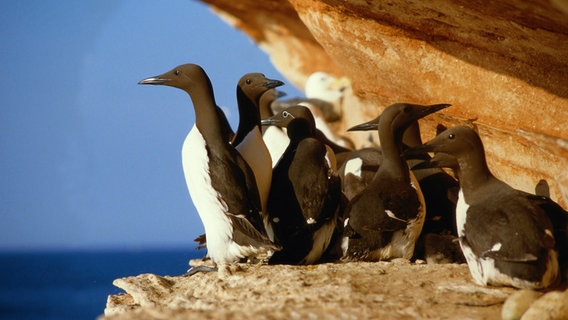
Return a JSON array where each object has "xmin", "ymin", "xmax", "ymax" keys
[
  {"xmin": 139, "ymin": 64, "xmax": 279, "ymax": 272},
  {"xmin": 342, "ymin": 103, "xmax": 450, "ymax": 261},
  {"xmin": 407, "ymin": 126, "xmax": 563, "ymax": 288},
  {"xmin": 344, "ymin": 118, "xmax": 460, "ymax": 262},
  {"xmin": 233, "ymin": 73, "xmax": 284, "ymax": 236},
  {"xmin": 261, "ymin": 106, "xmax": 342, "ymax": 264}
]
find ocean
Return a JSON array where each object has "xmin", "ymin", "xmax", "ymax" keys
[{"xmin": 0, "ymin": 248, "xmax": 204, "ymax": 320}]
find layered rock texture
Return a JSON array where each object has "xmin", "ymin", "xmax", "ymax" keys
[
  {"xmin": 203, "ymin": 0, "xmax": 568, "ymax": 206},
  {"xmin": 102, "ymin": 260, "xmax": 568, "ymax": 319}
]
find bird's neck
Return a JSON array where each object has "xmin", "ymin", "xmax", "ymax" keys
[
  {"xmin": 456, "ymin": 149, "xmax": 497, "ymax": 201},
  {"xmin": 233, "ymin": 87, "xmax": 260, "ymax": 146},
  {"xmin": 288, "ymin": 118, "xmax": 315, "ymax": 143},
  {"xmin": 259, "ymin": 94, "xmax": 275, "ymax": 120},
  {"xmin": 402, "ymin": 122, "xmax": 422, "ymax": 148},
  {"xmin": 186, "ymin": 82, "xmax": 225, "ymax": 143},
  {"xmin": 378, "ymin": 126, "xmax": 410, "ymax": 181}
]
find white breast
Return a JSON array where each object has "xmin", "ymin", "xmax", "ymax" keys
[
  {"xmin": 455, "ymin": 188, "xmax": 468, "ymax": 237},
  {"xmin": 344, "ymin": 158, "xmax": 363, "ymax": 178},
  {"xmin": 262, "ymin": 126, "xmax": 289, "ymax": 168},
  {"xmin": 235, "ymin": 128, "xmax": 272, "ymax": 214},
  {"xmin": 182, "ymin": 125, "xmax": 233, "ymax": 263}
]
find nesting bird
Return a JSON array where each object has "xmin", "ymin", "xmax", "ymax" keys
[
  {"xmin": 138, "ymin": 64, "xmax": 278, "ymax": 272},
  {"xmin": 406, "ymin": 126, "xmax": 564, "ymax": 288},
  {"xmin": 233, "ymin": 73, "xmax": 284, "ymax": 233},
  {"xmin": 342, "ymin": 103, "xmax": 451, "ymax": 261},
  {"xmin": 262, "ymin": 105, "xmax": 342, "ymax": 265},
  {"xmin": 340, "ymin": 118, "xmax": 460, "ymax": 262}
]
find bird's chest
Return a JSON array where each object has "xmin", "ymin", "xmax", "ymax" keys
[
  {"xmin": 181, "ymin": 126, "xmax": 234, "ymax": 260},
  {"xmin": 181, "ymin": 126, "xmax": 229, "ymax": 217},
  {"xmin": 235, "ymin": 129, "xmax": 272, "ymax": 208},
  {"xmin": 455, "ymin": 188, "xmax": 469, "ymax": 237},
  {"xmin": 182, "ymin": 126, "xmax": 211, "ymax": 190},
  {"xmin": 235, "ymin": 129, "xmax": 271, "ymax": 177}
]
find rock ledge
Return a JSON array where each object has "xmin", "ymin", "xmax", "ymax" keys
[{"xmin": 101, "ymin": 261, "xmax": 567, "ymax": 319}]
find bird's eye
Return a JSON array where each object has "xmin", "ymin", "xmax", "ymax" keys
[
  {"xmin": 448, "ymin": 134, "xmax": 455, "ymax": 139},
  {"xmin": 282, "ymin": 111, "xmax": 295, "ymax": 119},
  {"xmin": 246, "ymin": 79, "xmax": 252, "ymax": 85},
  {"xmin": 174, "ymin": 70, "xmax": 181, "ymax": 76}
]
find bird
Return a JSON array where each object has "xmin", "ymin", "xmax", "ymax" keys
[
  {"xmin": 406, "ymin": 125, "xmax": 564, "ymax": 288},
  {"xmin": 261, "ymin": 105, "xmax": 342, "ymax": 265},
  {"xmin": 342, "ymin": 120, "xmax": 461, "ymax": 263},
  {"xmin": 232, "ymin": 73, "xmax": 284, "ymax": 235},
  {"xmin": 342, "ymin": 103, "xmax": 451, "ymax": 261},
  {"xmin": 138, "ymin": 64, "xmax": 279, "ymax": 273}
]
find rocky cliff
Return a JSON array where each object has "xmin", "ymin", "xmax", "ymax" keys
[
  {"xmin": 203, "ymin": 0, "xmax": 568, "ymax": 207},
  {"xmin": 101, "ymin": 2, "xmax": 568, "ymax": 319},
  {"xmin": 102, "ymin": 260, "xmax": 567, "ymax": 319}
]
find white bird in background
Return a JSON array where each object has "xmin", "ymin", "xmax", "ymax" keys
[{"xmin": 268, "ymin": 71, "xmax": 354, "ymax": 166}]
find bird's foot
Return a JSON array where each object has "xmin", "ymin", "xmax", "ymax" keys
[{"xmin": 184, "ymin": 265, "xmax": 218, "ymax": 276}]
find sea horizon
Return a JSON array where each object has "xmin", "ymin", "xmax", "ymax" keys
[{"xmin": 0, "ymin": 247, "xmax": 205, "ymax": 320}]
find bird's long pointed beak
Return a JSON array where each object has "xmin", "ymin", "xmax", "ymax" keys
[
  {"xmin": 410, "ymin": 158, "xmax": 438, "ymax": 170},
  {"xmin": 260, "ymin": 118, "xmax": 282, "ymax": 126},
  {"xmin": 414, "ymin": 103, "xmax": 451, "ymax": 119},
  {"xmin": 331, "ymin": 77, "xmax": 351, "ymax": 92},
  {"xmin": 411, "ymin": 152, "xmax": 458, "ymax": 170},
  {"xmin": 347, "ymin": 116, "xmax": 380, "ymax": 131},
  {"xmin": 403, "ymin": 142, "xmax": 436, "ymax": 158},
  {"xmin": 138, "ymin": 76, "xmax": 169, "ymax": 85},
  {"xmin": 274, "ymin": 90, "xmax": 287, "ymax": 98},
  {"xmin": 263, "ymin": 79, "xmax": 285, "ymax": 89}
]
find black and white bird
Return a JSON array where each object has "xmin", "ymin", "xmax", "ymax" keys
[
  {"xmin": 341, "ymin": 119, "xmax": 460, "ymax": 262},
  {"xmin": 261, "ymin": 106, "xmax": 342, "ymax": 265},
  {"xmin": 342, "ymin": 103, "xmax": 450, "ymax": 261},
  {"xmin": 407, "ymin": 126, "xmax": 564, "ymax": 288},
  {"xmin": 139, "ymin": 64, "xmax": 279, "ymax": 272},
  {"xmin": 233, "ymin": 73, "xmax": 284, "ymax": 231}
]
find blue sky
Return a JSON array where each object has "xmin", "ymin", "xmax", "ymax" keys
[{"xmin": 0, "ymin": 0, "xmax": 302, "ymax": 250}]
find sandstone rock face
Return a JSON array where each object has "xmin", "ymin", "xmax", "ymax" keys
[
  {"xmin": 103, "ymin": 261, "xmax": 512, "ymax": 319},
  {"xmin": 202, "ymin": 0, "xmax": 568, "ymax": 207},
  {"xmin": 102, "ymin": 261, "xmax": 568, "ymax": 319}
]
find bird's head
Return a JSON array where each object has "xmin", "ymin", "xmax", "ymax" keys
[{"xmin": 138, "ymin": 63, "xmax": 210, "ymax": 92}]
